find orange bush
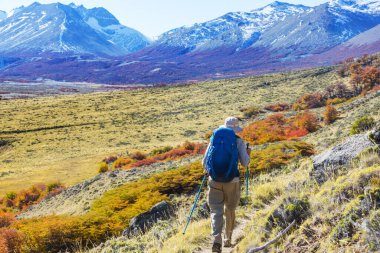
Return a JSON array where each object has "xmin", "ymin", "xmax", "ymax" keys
[
  {"xmin": 240, "ymin": 113, "xmax": 318, "ymax": 145},
  {"xmin": 264, "ymin": 103, "xmax": 290, "ymax": 112},
  {"xmin": 1, "ymin": 183, "xmax": 66, "ymax": 212},
  {"xmin": 361, "ymin": 66, "xmax": 380, "ymax": 91},
  {"xmin": 0, "ymin": 228, "xmax": 23, "ymax": 253},
  {"xmin": 0, "ymin": 213, "xmax": 15, "ymax": 228},
  {"xmin": 112, "ymin": 157, "xmax": 132, "ymax": 169},
  {"xmin": 293, "ymin": 111, "xmax": 320, "ymax": 132},
  {"xmin": 323, "ymin": 104, "xmax": 339, "ymax": 125},
  {"xmin": 292, "ymin": 93, "xmax": 326, "ymax": 111}
]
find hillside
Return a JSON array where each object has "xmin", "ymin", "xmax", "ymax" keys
[
  {"xmin": 0, "ymin": 53, "xmax": 379, "ymax": 253},
  {"xmin": 0, "ymin": 66, "xmax": 340, "ymax": 195}
]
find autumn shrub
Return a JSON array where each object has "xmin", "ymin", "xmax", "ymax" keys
[
  {"xmin": 0, "ymin": 213, "xmax": 15, "ymax": 228},
  {"xmin": 248, "ymin": 141, "xmax": 315, "ymax": 173},
  {"xmin": 15, "ymin": 162, "xmax": 205, "ymax": 252},
  {"xmin": 124, "ymin": 158, "xmax": 158, "ymax": 169},
  {"xmin": 46, "ymin": 182, "xmax": 63, "ymax": 193},
  {"xmin": 0, "ymin": 228, "xmax": 23, "ymax": 253},
  {"xmin": 112, "ymin": 157, "xmax": 132, "ymax": 169},
  {"xmin": 1, "ymin": 184, "xmax": 66, "ymax": 213},
  {"xmin": 324, "ymin": 83, "xmax": 352, "ymax": 99},
  {"xmin": 241, "ymin": 112, "xmax": 318, "ymax": 145},
  {"xmin": 264, "ymin": 103, "xmax": 290, "ymax": 112},
  {"xmin": 292, "ymin": 92, "xmax": 326, "ymax": 111},
  {"xmin": 293, "ymin": 111, "xmax": 320, "ymax": 132},
  {"xmin": 350, "ymin": 116, "xmax": 375, "ymax": 135},
  {"xmin": 102, "ymin": 156, "xmax": 117, "ymax": 164},
  {"xmin": 98, "ymin": 162, "xmax": 109, "ymax": 173},
  {"xmin": 361, "ymin": 66, "xmax": 380, "ymax": 91},
  {"xmin": 130, "ymin": 151, "xmax": 147, "ymax": 161},
  {"xmin": 326, "ymin": 97, "xmax": 347, "ymax": 105},
  {"xmin": 240, "ymin": 105, "xmax": 262, "ymax": 118},
  {"xmin": 151, "ymin": 146, "xmax": 173, "ymax": 155},
  {"xmin": 323, "ymin": 104, "xmax": 339, "ymax": 125}
]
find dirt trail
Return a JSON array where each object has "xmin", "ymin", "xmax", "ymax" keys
[{"xmin": 195, "ymin": 211, "xmax": 252, "ymax": 253}]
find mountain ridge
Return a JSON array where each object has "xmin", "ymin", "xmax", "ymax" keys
[{"xmin": 0, "ymin": 2, "xmax": 150, "ymax": 56}]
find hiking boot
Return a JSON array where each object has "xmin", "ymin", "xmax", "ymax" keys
[
  {"xmin": 212, "ymin": 242, "xmax": 222, "ymax": 253},
  {"xmin": 223, "ymin": 240, "xmax": 232, "ymax": 248}
]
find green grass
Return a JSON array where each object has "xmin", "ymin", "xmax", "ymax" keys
[{"xmin": 0, "ymin": 66, "xmax": 338, "ymax": 194}]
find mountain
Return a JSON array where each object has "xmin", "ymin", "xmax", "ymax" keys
[
  {"xmin": 155, "ymin": 2, "xmax": 311, "ymax": 53},
  {"xmin": 70, "ymin": 3, "xmax": 151, "ymax": 53},
  {"xmin": 7, "ymin": 6, "xmax": 25, "ymax": 17},
  {"xmin": 0, "ymin": 11, "xmax": 6, "ymax": 21},
  {"xmin": 0, "ymin": 0, "xmax": 379, "ymax": 84},
  {"xmin": 253, "ymin": 1, "xmax": 380, "ymax": 57},
  {"xmin": 310, "ymin": 23, "xmax": 380, "ymax": 63},
  {"xmin": 0, "ymin": 2, "xmax": 150, "ymax": 56},
  {"xmin": 330, "ymin": 0, "xmax": 380, "ymax": 14}
]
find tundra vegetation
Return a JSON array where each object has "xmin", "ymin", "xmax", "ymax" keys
[{"xmin": 0, "ymin": 53, "xmax": 379, "ymax": 252}]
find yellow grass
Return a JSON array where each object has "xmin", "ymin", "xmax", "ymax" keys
[{"xmin": 0, "ymin": 67, "xmax": 337, "ymax": 194}]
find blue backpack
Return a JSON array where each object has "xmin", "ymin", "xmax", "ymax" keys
[{"xmin": 205, "ymin": 127, "xmax": 239, "ymax": 182}]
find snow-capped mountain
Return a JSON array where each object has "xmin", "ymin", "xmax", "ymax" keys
[
  {"xmin": 254, "ymin": 1, "xmax": 380, "ymax": 55},
  {"xmin": 0, "ymin": 0, "xmax": 379, "ymax": 85},
  {"xmin": 7, "ymin": 6, "xmax": 25, "ymax": 17},
  {"xmin": 0, "ymin": 11, "xmax": 6, "ymax": 21},
  {"xmin": 70, "ymin": 4, "xmax": 150, "ymax": 53},
  {"xmin": 156, "ymin": 1, "xmax": 311, "ymax": 52},
  {"xmin": 329, "ymin": 0, "xmax": 380, "ymax": 14},
  {"xmin": 0, "ymin": 2, "xmax": 150, "ymax": 56}
]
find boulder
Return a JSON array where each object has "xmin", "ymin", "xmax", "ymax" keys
[
  {"xmin": 122, "ymin": 201, "xmax": 174, "ymax": 237},
  {"xmin": 311, "ymin": 133, "xmax": 376, "ymax": 184},
  {"xmin": 370, "ymin": 124, "xmax": 380, "ymax": 144}
]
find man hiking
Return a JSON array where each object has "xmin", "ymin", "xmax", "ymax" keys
[{"xmin": 202, "ymin": 117, "xmax": 251, "ymax": 253}]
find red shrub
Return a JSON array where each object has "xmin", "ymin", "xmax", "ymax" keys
[
  {"xmin": 0, "ymin": 228, "xmax": 23, "ymax": 253},
  {"xmin": 264, "ymin": 103, "xmax": 290, "ymax": 112},
  {"xmin": 241, "ymin": 112, "xmax": 318, "ymax": 144},
  {"xmin": 157, "ymin": 149, "xmax": 193, "ymax": 160},
  {"xmin": 125, "ymin": 158, "xmax": 158, "ymax": 169}
]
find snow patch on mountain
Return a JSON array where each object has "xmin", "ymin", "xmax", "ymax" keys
[
  {"xmin": 7, "ymin": 6, "xmax": 25, "ymax": 17},
  {"xmin": 329, "ymin": 0, "xmax": 380, "ymax": 14},
  {"xmin": 0, "ymin": 11, "xmax": 6, "ymax": 21}
]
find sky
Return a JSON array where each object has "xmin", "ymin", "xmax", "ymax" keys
[{"xmin": 0, "ymin": 0, "xmax": 328, "ymax": 38}]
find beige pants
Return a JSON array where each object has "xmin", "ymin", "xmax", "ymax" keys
[{"xmin": 207, "ymin": 178, "xmax": 240, "ymax": 245}]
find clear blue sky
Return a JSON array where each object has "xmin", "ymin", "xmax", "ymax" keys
[{"xmin": 1, "ymin": 0, "xmax": 328, "ymax": 38}]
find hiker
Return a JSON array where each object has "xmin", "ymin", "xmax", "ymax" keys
[{"xmin": 202, "ymin": 117, "xmax": 251, "ymax": 253}]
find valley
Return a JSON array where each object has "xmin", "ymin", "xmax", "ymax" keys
[{"xmin": 0, "ymin": 66, "xmax": 337, "ymax": 195}]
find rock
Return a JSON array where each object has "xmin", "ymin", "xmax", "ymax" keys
[
  {"xmin": 311, "ymin": 134, "xmax": 376, "ymax": 184},
  {"xmin": 370, "ymin": 124, "xmax": 380, "ymax": 144},
  {"xmin": 122, "ymin": 201, "xmax": 174, "ymax": 237}
]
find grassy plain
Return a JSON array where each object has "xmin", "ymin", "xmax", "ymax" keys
[{"xmin": 0, "ymin": 67, "xmax": 338, "ymax": 194}]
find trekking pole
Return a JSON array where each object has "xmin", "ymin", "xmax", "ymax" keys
[
  {"xmin": 182, "ymin": 174, "xmax": 207, "ymax": 235},
  {"xmin": 246, "ymin": 143, "xmax": 250, "ymax": 198}
]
